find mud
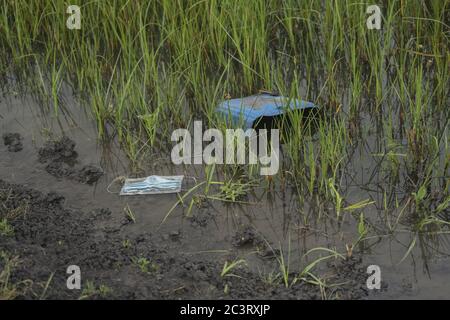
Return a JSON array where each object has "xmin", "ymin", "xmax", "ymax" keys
[
  {"xmin": 38, "ymin": 136, "xmax": 103, "ymax": 185},
  {"xmin": 2, "ymin": 133, "xmax": 23, "ymax": 152},
  {"xmin": 232, "ymin": 225, "xmax": 266, "ymax": 249},
  {"xmin": 0, "ymin": 179, "xmax": 370, "ymax": 299},
  {"xmin": 188, "ymin": 204, "xmax": 217, "ymax": 228},
  {"xmin": 1, "ymin": 91, "xmax": 449, "ymax": 300}
]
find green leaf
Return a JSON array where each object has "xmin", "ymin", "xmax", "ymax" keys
[{"xmin": 358, "ymin": 213, "xmax": 366, "ymax": 236}]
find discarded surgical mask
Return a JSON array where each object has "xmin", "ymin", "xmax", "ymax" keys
[{"xmin": 120, "ymin": 175, "xmax": 184, "ymax": 195}]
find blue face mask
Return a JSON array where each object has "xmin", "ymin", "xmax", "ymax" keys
[{"xmin": 120, "ymin": 175, "xmax": 184, "ymax": 195}]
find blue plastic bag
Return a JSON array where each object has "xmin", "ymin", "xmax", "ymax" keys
[{"xmin": 216, "ymin": 93, "xmax": 318, "ymax": 130}]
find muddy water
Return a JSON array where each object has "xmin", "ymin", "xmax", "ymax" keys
[{"xmin": 0, "ymin": 89, "xmax": 449, "ymax": 299}]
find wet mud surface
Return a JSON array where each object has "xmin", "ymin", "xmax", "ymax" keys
[
  {"xmin": 0, "ymin": 178, "xmax": 371, "ymax": 299},
  {"xmin": 0, "ymin": 92, "xmax": 449, "ymax": 300},
  {"xmin": 38, "ymin": 136, "xmax": 103, "ymax": 185},
  {"xmin": 3, "ymin": 133, "xmax": 23, "ymax": 152}
]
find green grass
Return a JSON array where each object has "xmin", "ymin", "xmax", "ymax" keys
[
  {"xmin": 0, "ymin": 251, "xmax": 31, "ymax": 299},
  {"xmin": 79, "ymin": 281, "xmax": 112, "ymax": 300},
  {"xmin": 0, "ymin": 218, "xmax": 14, "ymax": 236},
  {"xmin": 132, "ymin": 256, "xmax": 159, "ymax": 274},
  {"xmin": 220, "ymin": 258, "xmax": 247, "ymax": 278}
]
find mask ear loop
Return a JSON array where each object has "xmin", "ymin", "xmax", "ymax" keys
[
  {"xmin": 105, "ymin": 152, "xmax": 170, "ymax": 195},
  {"xmin": 106, "ymin": 176, "xmax": 126, "ymax": 194}
]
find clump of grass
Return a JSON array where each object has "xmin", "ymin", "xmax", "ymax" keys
[
  {"xmin": 0, "ymin": 251, "xmax": 31, "ymax": 300},
  {"xmin": 132, "ymin": 256, "xmax": 159, "ymax": 274},
  {"xmin": 220, "ymin": 259, "xmax": 247, "ymax": 278},
  {"xmin": 0, "ymin": 218, "xmax": 14, "ymax": 236},
  {"xmin": 215, "ymin": 178, "xmax": 257, "ymax": 202},
  {"xmin": 122, "ymin": 239, "xmax": 132, "ymax": 249},
  {"xmin": 124, "ymin": 205, "xmax": 136, "ymax": 223},
  {"xmin": 79, "ymin": 281, "xmax": 112, "ymax": 300}
]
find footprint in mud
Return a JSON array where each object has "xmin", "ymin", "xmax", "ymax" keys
[
  {"xmin": 2, "ymin": 133, "xmax": 23, "ymax": 152},
  {"xmin": 38, "ymin": 136, "xmax": 103, "ymax": 185}
]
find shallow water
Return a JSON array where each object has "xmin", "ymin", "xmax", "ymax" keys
[{"xmin": 1, "ymin": 88, "xmax": 449, "ymax": 299}]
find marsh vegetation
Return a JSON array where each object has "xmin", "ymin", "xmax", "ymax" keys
[{"xmin": 0, "ymin": 0, "xmax": 449, "ymax": 299}]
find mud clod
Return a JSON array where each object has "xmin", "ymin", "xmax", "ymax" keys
[
  {"xmin": 188, "ymin": 204, "xmax": 215, "ymax": 228},
  {"xmin": 3, "ymin": 133, "xmax": 23, "ymax": 152},
  {"xmin": 232, "ymin": 225, "xmax": 265, "ymax": 248},
  {"xmin": 45, "ymin": 161, "xmax": 74, "ymax": 178},
  {"xmin": 38, "ymin": 137, "xmax": 103, "ymax": 184},
  {"xmin": 38, "ymin": 136, "xmax": 77, "ymax": 163}
]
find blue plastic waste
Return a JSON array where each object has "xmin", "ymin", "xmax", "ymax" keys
[{"xmin": 216, "ymin": 93, "xmax": 318, "ymax": 130}]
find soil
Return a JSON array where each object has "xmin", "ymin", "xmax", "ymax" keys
[
  {"xmin": 1, "ymin": 92, "xmax": 448, "ymax": 300},
  {"xmin": 38, "ymin": 136, "xmax": 103, "ymax": 185},
  {"xmin": 0, "ymin": 178, "xmax": 371, "ymax": 299},
  {"xmin": 3, "ymin": 133, "xmax": 23, "ymax": 152}
]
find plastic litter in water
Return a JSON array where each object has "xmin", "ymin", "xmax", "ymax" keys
[
  {"xmin": 216, "ymin": 93, "xmax": 318, "ymax": 130},
  {"xmin": 120, "ymin": 175, "xmax": 184, "ymax": 195}
]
